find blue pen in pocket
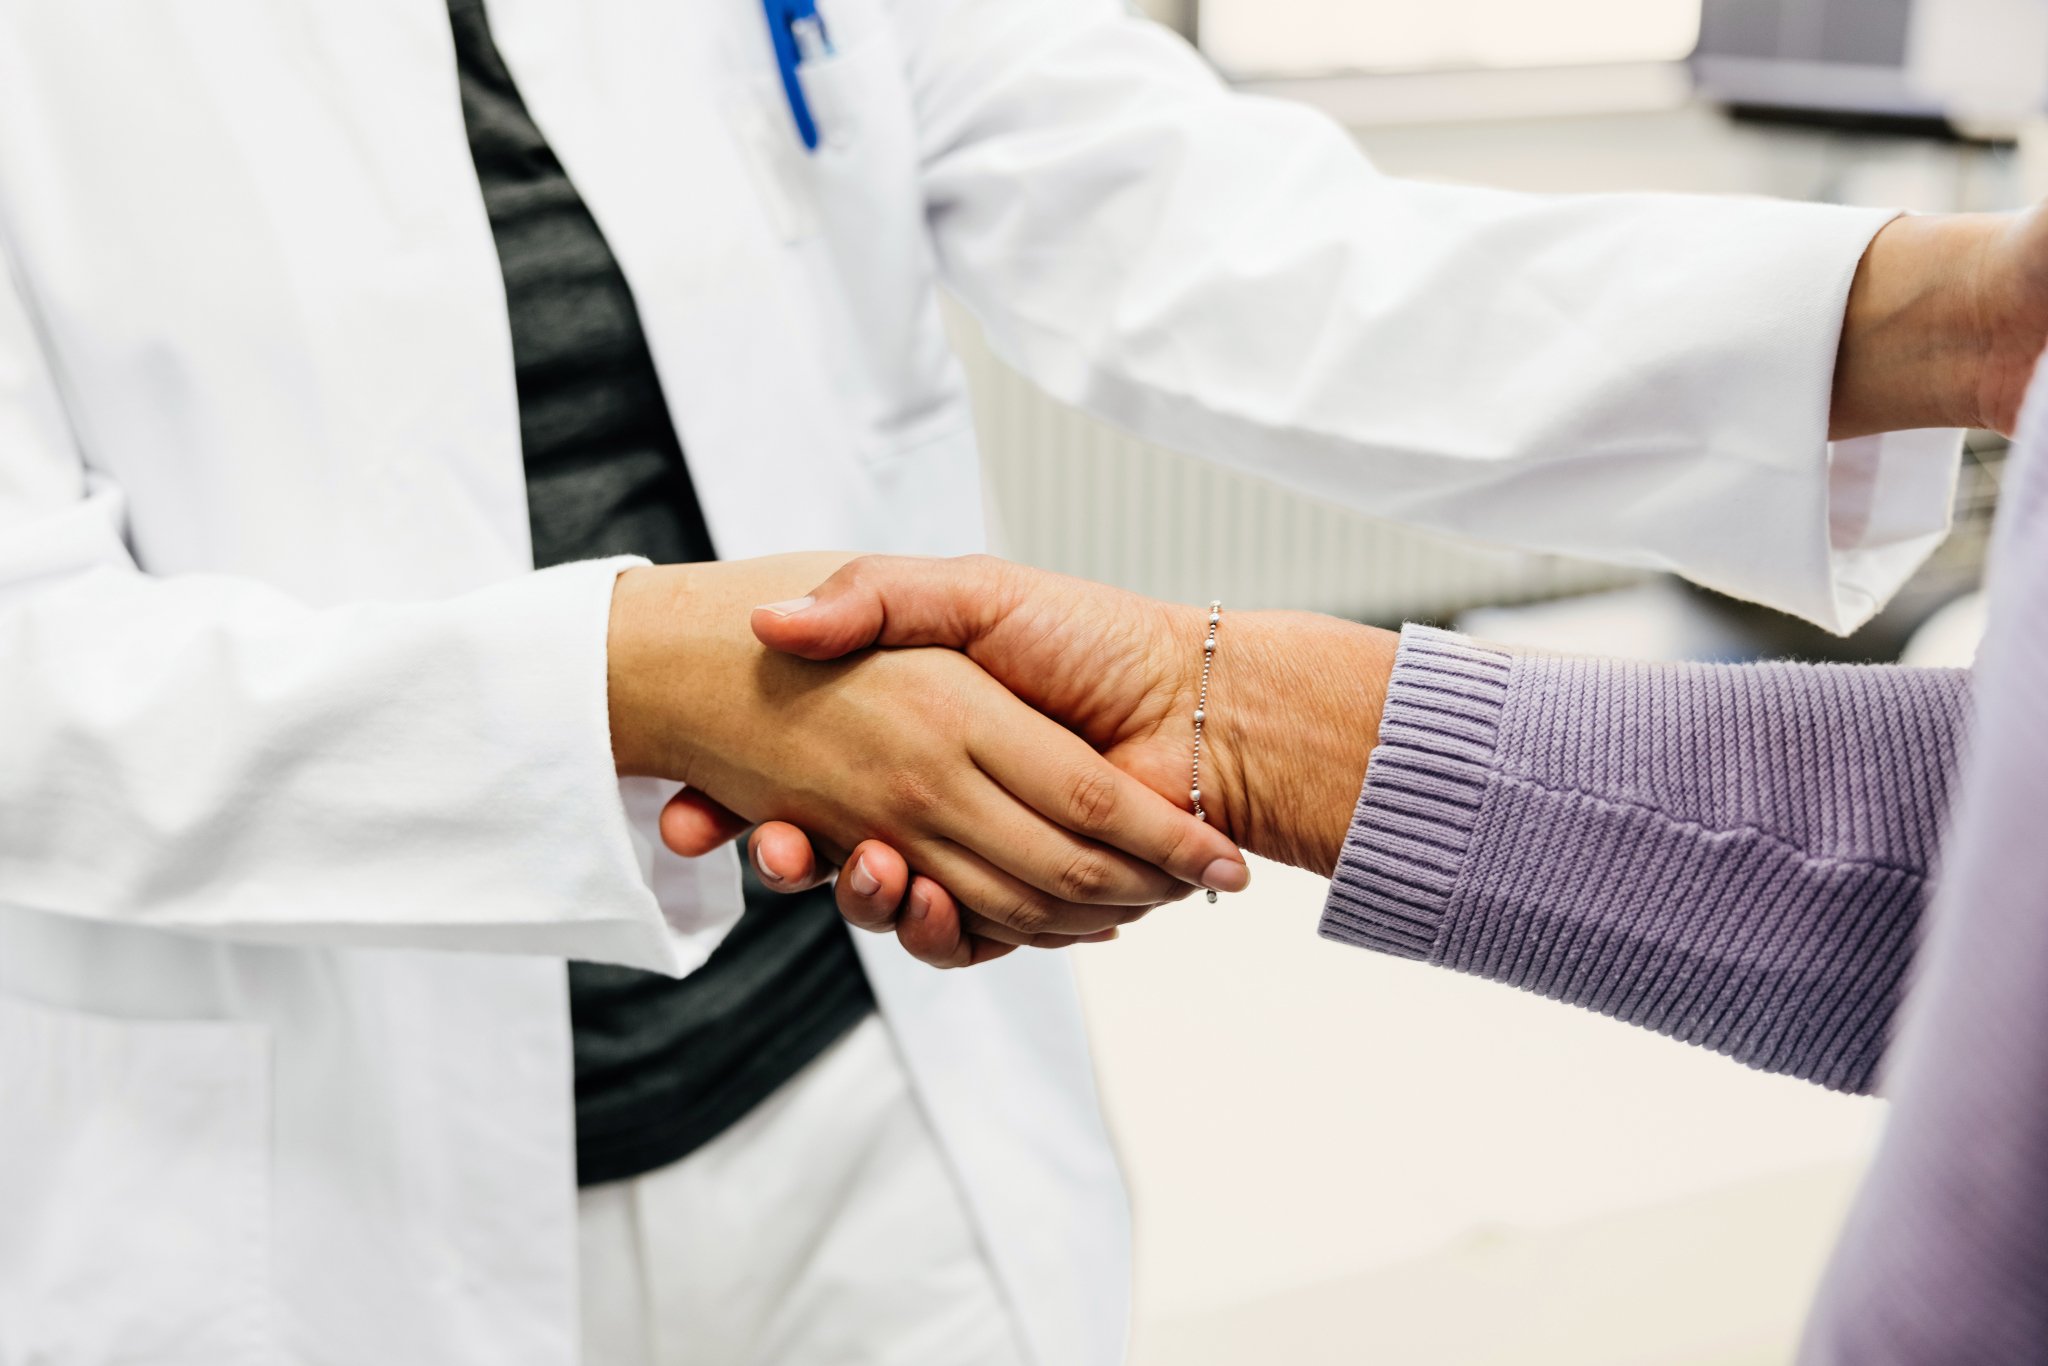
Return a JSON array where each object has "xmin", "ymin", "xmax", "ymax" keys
[{"xmin": 762, "ymin": 0, "xmax": 835, "ymax": 152}]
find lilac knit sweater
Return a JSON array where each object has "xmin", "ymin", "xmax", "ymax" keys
[
  {"xmin": 1327, "ymin": 626, "xmax": 1966, "ymax": 1097},
  {"xmin": 1322, "ymin": 628, "xmax": 1966, "ymax": 1094},
  {"xmin": 1322, "ymin": 387, "xmax": 2048, "ymax": 1359}
]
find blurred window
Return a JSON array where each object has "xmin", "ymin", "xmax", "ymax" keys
[{"xmin": 1198, "ymin": 0, "xmax": 1704, "ymax": 76}]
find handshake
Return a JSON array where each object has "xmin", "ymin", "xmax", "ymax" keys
[{"xmin": 607, "ymin": 553, "xmax": 1398, "ymax": 968}]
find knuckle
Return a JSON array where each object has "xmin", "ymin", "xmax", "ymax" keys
[
  {"xmin": 997, "ymin": 893, "xmax": 1054, "ymax": 939},
  {"xmin": 884, "ymin": 766, "xmax": 946, "ymax": 820},
  {"xmin": 1054, "ymin": 849, "xmax": 1118, "ymax": 903},
  {"xmin": 844, "ymin": 553, "xmax": 913, "ymax": 595},
  {"xmin": 1153, "ymin": 813, "xmax": 1196, "ymax": 873},
  {"xmin": 1062, "ymin": 765, "xmax": 1123, "ymax": 833},
  {"xmin": 960, "ymin": 553, "xmax": 1022, "ymax": 604},
  {"xmin": 958, "ymin": 552, "xmax": 1004, "ymax": 581}
]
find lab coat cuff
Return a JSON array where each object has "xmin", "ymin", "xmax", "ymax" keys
[
  {"xmin": 1692, "ymin": 203, "xmax": 1959, "ymax": 635},
  {"xmin": 499, "ymin": 555, "xmax": 696, "ymax": 975},
  {"xmin": 1823, "ymin": 427, "xmax": 1965, "ymax": 634}
]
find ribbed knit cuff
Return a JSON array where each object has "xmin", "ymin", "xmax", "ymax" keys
[{"xmin": 1319, "ymin": 626, "xmax": 1512, "ymax": 959}]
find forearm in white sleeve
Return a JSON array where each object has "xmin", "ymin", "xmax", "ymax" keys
[
  {"xmin": 895, "ymin": 0, "xmax": 1960, "ymax": 633},
  {"xmin": 0, "ymin": 255, "xmax": 685, "ymax": 973}
]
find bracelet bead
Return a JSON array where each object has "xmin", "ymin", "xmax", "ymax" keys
[{"xmin": 1190, "ymin": 600, "xmax": 1222, "ymax": 902}]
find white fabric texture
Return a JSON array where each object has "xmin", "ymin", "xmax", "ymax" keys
[
  {"xmin": 0, "ymin": 0, "xmax": 1976, "ymax": 1360},
  {"xmin": 577, "ymin": 1018, "xmax": 1029, "ymax": 1366},
  {"xmin": 892, "ymin": 0, "xmax": 1961, "ymax": 634}
]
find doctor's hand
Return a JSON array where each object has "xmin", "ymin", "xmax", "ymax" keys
[
  {"xmin": 607, "ymin": 557, "xmax": 1246, "ymax": 962},
  {"xmin": 662, "ymin": 557, "xmax": 1399, "ymax": 967}
]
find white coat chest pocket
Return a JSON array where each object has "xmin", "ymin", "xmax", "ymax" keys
[
  {"xmin": 0, "ymin": 992, "xmax": 273, "ymax": 1366},
  {"xmin": 728, "ymin": 0, "xmax": 974, "ymax": 466}
]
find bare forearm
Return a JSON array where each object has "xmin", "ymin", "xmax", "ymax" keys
[{"xmin": 1204, "ymin": 612, "xmax": 1400, "ymax": 877}]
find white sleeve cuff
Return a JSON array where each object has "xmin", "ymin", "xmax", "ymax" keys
[
  {"xmin": 172, "ymin": 555, "xmax": 700, "ymax": 974},
  {"xmin": 1822, "ymin": 428, "xmax": 1965, "ymax": 634},
  {"xmin": 224, "ymin": 554, "xmax": 701, "ymax": 972}
]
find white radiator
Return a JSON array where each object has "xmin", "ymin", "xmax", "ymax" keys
[{"xmin": 951, "ymin": 308, "xmax": 1640, "ymax": 622}]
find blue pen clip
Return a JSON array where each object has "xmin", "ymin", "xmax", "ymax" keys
[{"xmin": 763, "ymin": 0, "xmax": 834, "ymax": 152}]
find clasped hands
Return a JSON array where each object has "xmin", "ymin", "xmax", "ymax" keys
[
  {"xmin": 610, "ymin": 552, "xmax": 1391, "ymax": 969},
  {"xmin": 602, "ymin": 206, "xmax": 2048, "ymax": 967}
]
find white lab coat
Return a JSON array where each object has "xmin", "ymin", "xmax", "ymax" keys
[{"xmin": 0, "ymin": 1, "xmax": 1957, "ymax": 1363}]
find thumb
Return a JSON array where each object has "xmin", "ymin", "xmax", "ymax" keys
[{"xmin": 751, "ymin": 554, "xmax": 1011, "ymax": 660}]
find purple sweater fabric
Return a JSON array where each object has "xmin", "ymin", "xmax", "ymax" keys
[
  {"xmin": 1323, "ymin": 392, "xmax": 2048, "ymax": 1358},
  {"xmin": 1323, "ymin": 628, "xmax": 1968, "ymax": 1092}
]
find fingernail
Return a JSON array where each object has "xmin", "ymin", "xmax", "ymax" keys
[
  {"xmin": 1200, "ymin": 858, "xmax": 1250, "ymax": 894},
  {"xmin": 1079, "ymin": 928, "xmax": 1120, "ymax": 944},
  {"xmin": 907, "ymin": 885, "xmax": 931, "ymax": 923},
  {"xmin": 849, "ymin": 855, "xmax": 881, "ymax": 897},
  {"xmin": 757, "ymin": 596, "xmax": 815, "ymax": 617},
  {"xmin": 752, "ymin": 841, "xmax": 784, "ymax": 887}
]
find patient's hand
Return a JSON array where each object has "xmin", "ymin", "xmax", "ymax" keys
[{"xmin": 661, "ymin": 556, "xmax": 1398, "ymax": 966}]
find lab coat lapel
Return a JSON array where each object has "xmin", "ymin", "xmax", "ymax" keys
[{"xmin": 485, "ymin": 0, "xmax": 877, "ymax": 562}]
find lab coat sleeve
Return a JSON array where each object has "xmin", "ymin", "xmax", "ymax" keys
[
  {"xmin": 892, "ymin": 0, "xmax": 1961, "ymax": 634},
  {"xmin": 0, "ymin": 257, "xmax": 693, "ymax": 976}
]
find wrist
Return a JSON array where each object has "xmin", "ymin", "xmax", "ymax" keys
[
  {"xmin": 607, "ymin": 565, "xmax": 694, "ymax": 777},
  {"xmin": 606, "ymin": 553, "xmax": 861, "ymax": 780},
  {"xmin": 1831, "ymin": 212, "xmax": 2004, "ymax": 440},
  {"xmin": 1192, "ymin": 610, "xmax": 1398, "ymax": 877}
]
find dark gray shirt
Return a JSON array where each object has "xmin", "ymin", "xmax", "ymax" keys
[{"xmin": 447, "ymin": 0, "xmax": 875, "ymax": 1187}]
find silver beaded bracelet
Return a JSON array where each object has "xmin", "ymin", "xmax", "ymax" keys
[{"xmin": 1190, "ymin": 599, "xmax": 1221, "ymax": 903}]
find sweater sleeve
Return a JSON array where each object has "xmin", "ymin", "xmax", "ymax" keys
[{"xmin": 1319, "ymin": 626, "xmax": 1972, "ymax": 1094}]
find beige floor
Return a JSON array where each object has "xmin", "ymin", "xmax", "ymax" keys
[
  {"xmin": 1130, "ymin": 1164, "xmax": 1864, "ymax": 1366},
  {"xmin": 1073, "ymin": 857, "xmax": 1883, "ymax": 1365}
]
